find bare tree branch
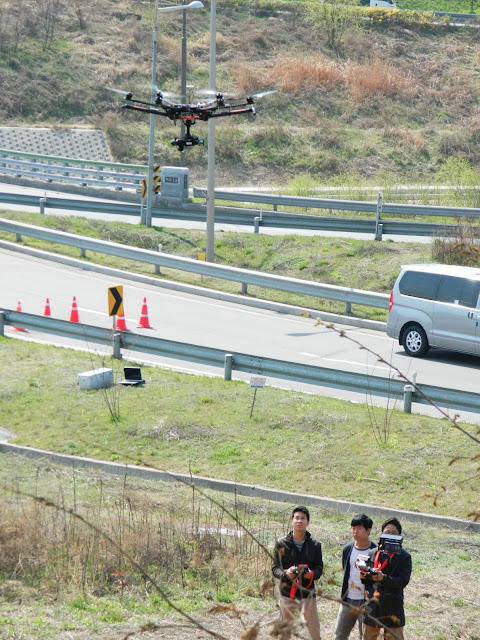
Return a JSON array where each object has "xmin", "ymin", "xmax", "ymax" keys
[{"xmin": 317, "ymin": 319, "xmax": 480, "ymax": 445}]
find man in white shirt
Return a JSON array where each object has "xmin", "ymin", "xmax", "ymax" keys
[{"xmin": 334, "ymin": 514, "xmax": 377, "ymax": 640}]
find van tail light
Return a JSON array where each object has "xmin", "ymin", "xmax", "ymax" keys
[{"xmin": 388, "ymin": 291, "xmax": 393, "ymax": 312}]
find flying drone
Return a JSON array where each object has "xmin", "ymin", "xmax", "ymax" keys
[{"xmin": 108, "ymin": 87, "xmax": 276, "ymax": 151}]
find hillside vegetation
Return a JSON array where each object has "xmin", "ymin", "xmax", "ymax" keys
[{"xmin": 1, "ymin": 0, "xmax": 479, "ymax": 187}]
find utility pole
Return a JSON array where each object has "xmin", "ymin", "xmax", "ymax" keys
[{"xmin": 206, "ymin": 0, "xmax": 216, "ymax": 262}]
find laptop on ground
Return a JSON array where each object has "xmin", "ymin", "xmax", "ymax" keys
[{"xmin": 119, "ymin": 367, "xmax": 145, "ymax": 386}]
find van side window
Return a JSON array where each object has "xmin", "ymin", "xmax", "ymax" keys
[
  {"xmin": 399, "ymin": 271, "xmax": 440, "ymax": 300},
  {"xmin": 459, "ymin": 280, "xmax": 480, "ymax": 308},
  {"xmin": 436, "ymin": 276, "xmax": 464, "ymax": 304}
]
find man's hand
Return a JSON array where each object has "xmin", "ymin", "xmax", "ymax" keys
[
  {"xmin": 304, "ymin": 570, "xmax": 313, "ymax": 581},
  {"xmin": 286, "ymin": 566, "xmax": 297, "ymax": 579},
  {"xmin": 371, "ymin": 570, "xmax": 384, "ymax": 582}
]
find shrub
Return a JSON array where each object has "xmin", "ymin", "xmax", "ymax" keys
[{"xmin": 345, "ymin": 59, "xmax": 418, "ymax": 101}]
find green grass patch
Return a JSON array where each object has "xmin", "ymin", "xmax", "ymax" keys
[{"xmin": 0, "ymin": 338, "xmax": 477, "ymax": 519}]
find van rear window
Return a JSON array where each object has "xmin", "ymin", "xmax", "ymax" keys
[
  {"xmin": 436, "ymin": 275, "xmax": 465, "ymax": 303},
  {"xmin": 459, "ymin": 280, "xmax": 480, "ymax": 308},
  {"xmin": 436, "ymin": 276, "xmax": 480, "ymax": 307},
  {"xmin": 399, "ymin": 271, "xmax": 441, "ymax": 299}
]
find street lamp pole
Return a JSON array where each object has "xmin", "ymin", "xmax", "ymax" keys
[
  {"xmin": 205, "ymin": 0, "xmax": 216, "ymax": 262},
  {"xmin": 144, "ymin": 0, "xmax": 159, "ymax": 227},
  {"xmin": 179, "ymin": 2, "xmax": 187, "ymax": 168},
  {"xmin": 145, "ymin": 0, "xmax": 204, "ymax": 228}
]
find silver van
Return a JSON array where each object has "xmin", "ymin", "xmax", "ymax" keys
[{"xmin": 386, "ymin": 264, "xmax": 480, "ymax": 357}]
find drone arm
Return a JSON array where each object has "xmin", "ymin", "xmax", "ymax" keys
[
  {"xmin": 207, "ymin": 106, "xmax": 255, "ymax": 119},
  {"xmin": 123, "ymin": 104, "xmax": 170, "ymax": 117}
]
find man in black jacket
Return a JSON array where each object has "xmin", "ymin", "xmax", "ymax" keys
[
  {"xmin": 360, "ymin": 517, "xmax": 412, "ymax": 640},
  {"xmin": 334, "ymin": 514, "xmax": 377, "ymax": 640},
  {"xmin": 272, "ymin": 506, "xmax": 323, "ymax": 640}
]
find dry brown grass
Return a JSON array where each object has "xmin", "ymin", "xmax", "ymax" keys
[
  {"xmin": 0, "ymin": 476, "xmax": 273, "ymax": 600},
  {"xmin": 344, "ymin": 58, "xmax": 418, "ymax": 101},
  {"xmin": 432, "ymin": 224, "xmax": 480, "ymax": 266},
  {"xmin": 271, "ymin": 57, "xmax": 342, "ymax": 91},
  {"xmin": 234, "ymin": 55, "xmax": 418, "ymax": 103},
  {"xmin": 382, "ymin": 125, "xmax": 426, "ymax": 155}
]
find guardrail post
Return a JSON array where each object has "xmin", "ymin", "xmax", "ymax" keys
[
  {"xmin": 241, "ymin": 282, "xmax": 248, "ymax": 294},
  {"xmin": 112, "ymin": 332, "xmax": 122, "ymax": 360},
  {"xmin": 155, "ymin": 244, "xmax": 163, "ymax": 274},
  {"xmin": 254, "ymin": 216, "xmax": 260, "ymax": 234},
  {"xmin": 80, "ymin": 248, "xmax": 86, "ymax": 258},
  {"xmin": 16, "ymin": 233, "xmax": 22, "ymax": 242},
  {"xmin": 0, "ymin": 311, "xmax": 4, "ymax": 337},
  {"xmin": 39, "ymin": 196, "xmax": 46, "ymax": 214},
  {"xmin": 224, "ymin": 353, "xmax": 233, "ymax": 381},
  {"xmin": 403, "ymin": 384, "xmax": 414, "ymax": 413},
  {"xmin": 375, "ymin": 192, "xmax": 383, "ymax": 241},
  {"xmin": 345, "ymin": 301, "xmax": 352, "ymax": 315}
]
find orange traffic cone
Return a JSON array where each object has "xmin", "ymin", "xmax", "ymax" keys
[
  {"xmin": 10, "ymin": 300, "xmax": 28, "ymax": 332},
  {"xmin": 136, "ymin": 297, "xmax": 153, "ymax": 329},
  {"xmin": 44, "ymin": 297, "xmax": 51, "ymax": 317},
  {"xmin": 116, "ymin": 312, "xmax": 130, "ymax": 332},
  {"xmin": 70, "ymin": 296, "xmax": 80, "ymax": 323}
]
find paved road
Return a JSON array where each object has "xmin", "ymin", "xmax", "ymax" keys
[{"xmin": 3, "ymin": 248, "xmax": 480, "ymax": 425}]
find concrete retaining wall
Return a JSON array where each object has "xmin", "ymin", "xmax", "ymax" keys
[{"xmin": 1, "ymin": 443, "xmax": 478, "ymax": 533}]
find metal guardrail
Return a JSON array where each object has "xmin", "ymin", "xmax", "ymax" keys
[
  {"xmin": 0, "ymin": 192, "xmax": 142, "ymax": 217},
  {"xmin": 0, "ymin": 217, "xmax": 388, "ymax": 313},
  {"xmin": 0, "ymin": 150, "xmax": 146, "ymax": 191},
  {"xmin": 434, "ymin": 10, "xmax": 480, "ymax": 21},
  {"xmin": 2, "ymin": 309, "xmax": 480, "ymax": 415},
  {"xmin": 0, "ymin": 189, "xmax": 476, "ymax": 240},
  {"xmin": 2, "ymin": 150, "xmax": 478, "ymax": 202},
  {"xmin": 0, "ymin": 148, "xmax": 145, "ymax": 172},
  {"xmin": 193, "ymin": 188, "xmax": 480, "ymax": 239},
  {"xmin": 193, "ymin": 187, "xmax": 480, "ymax": 219}
]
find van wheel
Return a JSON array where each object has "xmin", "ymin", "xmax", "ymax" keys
[{"xmin": 402, "ymin": 324, "xmax": 429, "ymax": 357}]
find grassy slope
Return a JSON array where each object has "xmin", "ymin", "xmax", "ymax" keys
[
  {"xmin": 0, "ymin": 1, "xmax": 479, "ymax": 187},
  {"xmin": 1, "ymin": 335, "xmax": 477, "ymax": 519}
]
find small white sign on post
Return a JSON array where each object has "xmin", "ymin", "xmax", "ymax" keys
[
  {"xmin": 249, "ymin": 376, "xmax": 266, "ymax": 417},
  {"xmin": 250, "ymin": 376, "xmax": 266, "ymax": 389}
]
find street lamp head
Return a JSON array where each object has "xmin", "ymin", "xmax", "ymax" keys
[{"xmin": 157, "ymin": 1, "xmax": 204, "ymax": 11}]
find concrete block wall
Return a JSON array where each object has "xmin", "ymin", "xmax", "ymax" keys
[{"xmin": 0, "ymin": 127, "xmax": 112, "ymax": 162}]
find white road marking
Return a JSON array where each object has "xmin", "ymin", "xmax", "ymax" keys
[
  {"xmin": 300, "ymin": 351, "xmax": 392, "ymax": 372},
  {"xmin": 322, "ymin": 357, "xmax": 393, "ymax": 372}
]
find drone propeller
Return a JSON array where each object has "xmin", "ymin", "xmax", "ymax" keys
[
  {"xmin": 249, "ymin": 89, "xmax": 277, "ymax": 99},
  {"xmin": 142, "ymin": 84, "xmax": 182, "ymax": 100},
  {"xmin": 194, "ymin": 89, "xmax": 237, "ymax": 99},
  {"xmin": 105, "ymin": 87, "xmax": 133, "ymax": 98}
]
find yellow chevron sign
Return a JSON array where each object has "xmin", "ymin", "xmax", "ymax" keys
[
  {"xmin": 154, "ymin": 165, "xmax": 161, "ymax": 193},
  {"xmin": 108, "ymin": 285, "xmax": 124, "ymax": 317},
  {"xmin": 141, "ymin": 166, "xmax": 161, "ymax": 198}
]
